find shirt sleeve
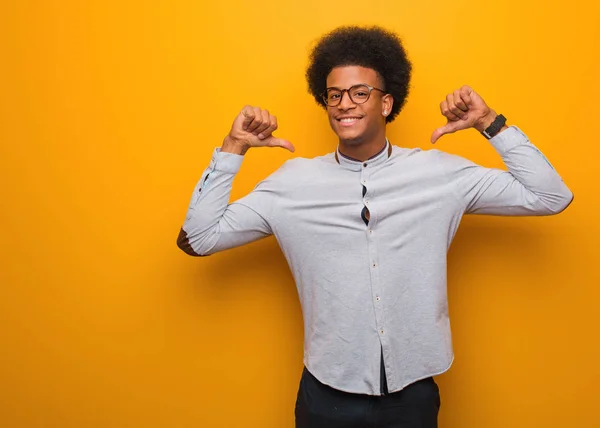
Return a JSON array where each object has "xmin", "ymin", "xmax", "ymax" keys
[
  {"xmin": 177, "ymin": 148, "xmax": 277, "ymax": 256},
  {"xmin": 438, "ymin": 126, "xmax": 574, "ymax": 216}
]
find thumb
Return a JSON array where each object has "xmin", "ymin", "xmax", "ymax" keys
[
  {"xmin": 430, "ymin": 121, "xmax": 461, "ymax": 144},
  {"xmin": 263, "ymin": 136, "xmax": 295, "ymax": 152}
]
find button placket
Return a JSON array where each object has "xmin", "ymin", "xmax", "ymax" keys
[
  {"xmin": 361, "ymin": 166, "xmax": 371, "ymax": 225},
  {"xmin": 362, "ymin": 169, "xmax": 393, "ymax": 390}
]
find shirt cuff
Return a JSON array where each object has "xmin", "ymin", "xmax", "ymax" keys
[
  {"xmin": 488, "ymin": 125, "xmax": 530, "ymax": 153},
  {"xmin": 211, "ymin": 148, "xmax": 244, "ymax": 173}
]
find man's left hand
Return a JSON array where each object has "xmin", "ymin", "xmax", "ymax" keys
[{"xmin": 431, "ymin": 85, "xmax": 498, "ymax": 144}]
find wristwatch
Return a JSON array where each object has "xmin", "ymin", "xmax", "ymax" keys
[{"xmin": 481, "ymin": 114, "xmax": 507, "ymax": 139}]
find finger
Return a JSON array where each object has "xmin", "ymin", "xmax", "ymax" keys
[
  {"xmin": 447, "ymin": 93, "xmax": 467, "ymax": 120},
  {"xmin": 459, "ymin": 85, "xmax": 474, "ymax": 105},
  {"xmin": 453, "ymin": 90, "xmax": 469, "ymax": 112},
  {"xmin": 258, "ymin": 115, "xmax": 278, "ymax": 140},
  {"xmin": 430, "ymin": 121, "xmax": 461, "ymax": 144},
  {"xmin": 241, "ymin": 106, "xmax": 255, "ymax": 131},
  {"xmin": 246, "ymin": 107, "xmax": 264, "ymax": 133},
  {"xmin": 253, "ymin": 109, "xmax": 272, "ymax": 136},
  {"xmin": 440, "ymin": 100, "xmax": 461, "ymax": 122},
  {"xmin": 263, "ymin": 136, "xmax": 295, "ymax": 152}
]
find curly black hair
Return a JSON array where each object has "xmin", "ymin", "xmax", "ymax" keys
[{"xmin": 306, "ymin": 26, "xmax": 412, "ymax": 123}]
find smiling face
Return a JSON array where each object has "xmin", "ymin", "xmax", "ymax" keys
[{"xmin": 325, "ymin": 65, "xmax": 393, "ymax": 147}]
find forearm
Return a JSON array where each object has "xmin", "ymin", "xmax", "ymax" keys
[
  {"xmin": 469, "ymin": 126, "xmax": 573, "ymax": 215},
  {"xmin": 177, "ymin": 149, "xmax": 244, "ymax": 256}
]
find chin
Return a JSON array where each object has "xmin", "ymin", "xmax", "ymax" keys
[
  {"xmin": 335, "ymin": 129, "xmax": 366, "ymax": 144},
  {"xmin": 339, "ymin": 135, "xmax": 365, "ymax": 145},
  {"xmin": 331, "ymin": 123, "xmax": 361, "ymax": 141}
]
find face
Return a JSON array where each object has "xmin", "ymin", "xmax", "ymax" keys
[{"xmin": 325, "ymin": 66, "xmax": 393, "ymax": 145}]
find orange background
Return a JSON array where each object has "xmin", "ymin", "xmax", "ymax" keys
[{"xmin": 1, "ymin": 1, "xmax": 599, "ymax": 427}]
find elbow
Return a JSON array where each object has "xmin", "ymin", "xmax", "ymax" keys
[
  {"xmin": 559, "ymin": 190, "xmax": 575, "ymax": 213},
  {"xmin": 176, "ymin": 228, "xmax": 205, "ymax": 257},
  {"xmin": 547, "ymin": 189, "xmax": 574, "ymax": 215}
]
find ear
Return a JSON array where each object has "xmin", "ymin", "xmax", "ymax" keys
[{"xmin": 382, "ymin": 94, "xmax": 394, "ymax": 117}]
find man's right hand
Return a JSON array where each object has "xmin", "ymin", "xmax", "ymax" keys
[{"xmin": 221, "ymin": 105, "xmax": 295, "ymax": 155}]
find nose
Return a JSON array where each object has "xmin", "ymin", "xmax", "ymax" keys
[{"xmin": 337, "ymin": 90, "xmax": 356, "ymax": 110}]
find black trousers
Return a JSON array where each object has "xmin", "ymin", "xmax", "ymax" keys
[{"xmin": 295, "ymin": 367, "xmax": 440, "ymax": 428}]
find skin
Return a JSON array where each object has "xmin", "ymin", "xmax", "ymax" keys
[
  {"xmin": 324, "ymin": 66, "xmax": 393, "ymax": 160},
  {"xmin": 220, "ymin": 66, "xmax": 506, "ymax": 157}
]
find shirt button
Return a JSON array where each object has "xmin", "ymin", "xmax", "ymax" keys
[
  {"xmin": 372, "ymin": 263, "xmax": 376, "ymax": 267},
  {"xmin": 376, "ymin": 296, "xmax": 380, "ymax": 301},
  {"xmin": 369, "ymin": 230, "xmax": 373, "ymax": 234},
  {"xmin": 380, "ymin": 330, "xmax": 385, "ymax": 335},
  {"xmin": 363, "ymin": 163, "xmax": 368, "ymax": 167}
]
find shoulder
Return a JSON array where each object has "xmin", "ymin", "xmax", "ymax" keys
[
  {"xmin": 418, "ymin": 147, "xmax": 476, "ymax": 170},
  {"xmin": 256, "ymin": 153, "xmax": 335, "ymax": 189},
  {"xmin": 387, "ymin": 145, "xmax": 478, "ymax": 179},
  {"xmin": 388, "ymin": 145, "xmax": 452, "ymax": 167},
  {"xmin": 273, "ymin": 153, "xmax": 336, "ymax": 177}
]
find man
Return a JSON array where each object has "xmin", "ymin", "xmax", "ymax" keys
[{"xmin": 177, "ymin": 26, "xmax": 573, "ymax": 428}]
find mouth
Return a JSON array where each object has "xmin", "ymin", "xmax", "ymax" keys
[{"xmin": 336, "ymin": 116, "xmax": 363, "ymax": 127}]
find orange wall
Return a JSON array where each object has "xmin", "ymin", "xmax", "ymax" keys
[{"xmin": 1, "ymin": 1, "xmax": 599, "ymax": 427}]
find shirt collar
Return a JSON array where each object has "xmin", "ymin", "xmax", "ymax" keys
[{"xmin": 335, "ymin": 139, "xmax": 392, "ymax": 171}]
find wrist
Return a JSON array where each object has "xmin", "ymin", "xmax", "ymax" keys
[
  {"xmin": 474, "ymin": 110, "xmax": 497, "ymax": 133},
  {"xmin": 221, "ymin": 136, "xmax": 249, "ymax": 155}
]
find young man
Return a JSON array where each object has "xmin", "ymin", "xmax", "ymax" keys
[{"xmin": 177, "ymin": 26, "xmax": 573, "ymax": 428}]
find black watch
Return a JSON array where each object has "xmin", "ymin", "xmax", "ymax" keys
[{"xmin": 481, "ymin": 114, "xmax": 507, "ymax": 139}]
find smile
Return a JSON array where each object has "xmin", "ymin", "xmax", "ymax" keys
[{"xmin": 337, "ymin": 117, "xmax": 362, "ymax": 126}]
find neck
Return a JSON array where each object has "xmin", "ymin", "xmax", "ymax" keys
[{"xmin": 338, "ymin": 134, "xmax": 387, "ymax": 162}]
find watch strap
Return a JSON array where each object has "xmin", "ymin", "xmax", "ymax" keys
[{"xmin": 481, "ymin": 114, "xmax": 507, "ymax": 139}]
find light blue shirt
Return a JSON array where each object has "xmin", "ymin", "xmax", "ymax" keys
[{"xmin": 179, "ymin": 126, "xmax": 573, "ymax": 395}]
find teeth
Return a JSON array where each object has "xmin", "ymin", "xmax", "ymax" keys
[{"xmin": 340, "ymin": 118, "xmax": 359, "ymax": 123}]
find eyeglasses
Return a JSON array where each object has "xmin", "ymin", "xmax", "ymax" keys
[{"xmin": 322, "ymin": 84, "xmax": 387, "ymax": 107}]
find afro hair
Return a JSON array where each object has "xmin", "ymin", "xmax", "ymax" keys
[{"xmin": 306, "ymin": 26, "xmax": 412, "ymax": 123}]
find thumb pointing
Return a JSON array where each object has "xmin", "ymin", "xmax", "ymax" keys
[
  {"xmin": 431, "ymin": 122, "xmax": 460, "ymax": 144},
  {"xmin": 264, "ymin": 136, "xmax": 295, "ymax": 152}
]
